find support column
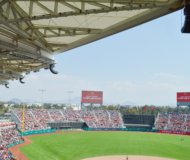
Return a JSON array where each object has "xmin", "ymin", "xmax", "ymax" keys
[
  {"xmin": 177, "ymin": 105, "xmax": 179, "ymax": 113},
  {"xmin": 91, "ymin": 103, "xmax": 92, "ymax": 110},
  {"xmin": 101, "ymin": 103, "xmax": 102, "ymax": 110}
]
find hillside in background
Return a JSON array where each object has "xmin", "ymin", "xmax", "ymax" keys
[{"xmin": 8, "ymin": 98, "xmax": 22, "ymax": 103}]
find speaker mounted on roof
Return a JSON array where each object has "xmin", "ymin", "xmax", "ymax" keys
[{"xmin": 181, "ymin": 5, "xmax": 190, "ymax": 33}]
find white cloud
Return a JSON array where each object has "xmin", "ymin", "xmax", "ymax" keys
[
  {"xmin": 106, "ymin": 80, "xmax": 190, "ymax": 105},
  {"xmin": 154, "ymin": 73, "xmax": 180, "ymax": 78},
  {"xmin": 28, "ymin": 75, "xmax": 38, "ymax": 80},
  {"xmin": 1, "ymin": 73, "xmax": 190, "ymax": 106},
  {"xmin": 147, "ymin": 81, "xmax": 170, "ymax": 88}
]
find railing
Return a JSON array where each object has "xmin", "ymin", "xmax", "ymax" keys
[
  {"xmin": 7, "ymin": 141, "xmax": 25, "ymax": 148},
  {"xmin": 86, "ymin": 127, "xmax": 159, "ymax": 132},
  {"xmin": 22, "ymin": 129, "xmax": 56, "ymax": 136},
  {"xmin": 0, "ymin": 125, "xmax": 16, "ymax": 130}
]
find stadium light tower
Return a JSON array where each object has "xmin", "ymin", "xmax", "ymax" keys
[
  {"xmin": 67, "ymin": 91, "xmax": 73, "ymax": 108},
  {"xmin": 39, "ymin": 89, "xmax": 46, "ymax": 109}
]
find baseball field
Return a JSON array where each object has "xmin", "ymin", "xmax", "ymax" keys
[{"xmin": 18, "ymin": 132, "xmax": 190, "ymax": 160}]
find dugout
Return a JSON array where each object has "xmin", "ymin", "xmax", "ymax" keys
[
  {"xmin": 46, "ymin": 121, "xmax": 88, "ymax": 129},
  {"xmin": 123, "ymin": 115, "xmax": 155, "ymax": 129}
]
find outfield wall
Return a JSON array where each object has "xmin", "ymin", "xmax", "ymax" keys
[
  {"xmin": 22, "ymin": 129, "xmax": 56, "ymax": 136},
  {"xmin": 84, "ymin": 128, "xmax": 158, "ymax": 132},
  {"xmin": 7, "ymin": 141, "xmax": 25, "ymax": 148},
  {"xmin": 159, "ymin": 130, "xmax": 190, "ymax": 135},
  {"xmin": 21, "ymin": 128, "xmax": 190, "ymax": 136},
  {"xmin": 121, "ymin": 128, "xmax": 158, "ymax": 132},
  {"xmin": 22, "ymin": 128, "xmax": 82, "ymax": 136},
  {"xmin": 21, "ymin": 128, "xmax": 158, "ymax": 136}
]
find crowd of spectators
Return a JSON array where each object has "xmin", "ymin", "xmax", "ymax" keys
[
  {"xmin": 63, "ymin": 110, "xmax": 82, "ymax": 121},
  {"xmin": 31, "ymin": 109, "xmax": 51, "ymax": 121},
  {"xmin": 18, "ymin": 120, "xmax": 50, "ymax": 131},
  {"xmin": 156, "ymin": 112, "xmax": 190, "ymax": 132},
  {"xmin": 170, "ymin": 113, "xmax": 186, "ymax": 124},
  {"xmin": 49, "ymin": 110, "xmax": 66, "ymax": 121},
  {"xmin": 14, "ymin": 109, "xmax": 35, "ymax": 122},
  {"xmin": 13, "ymin": 109, "xmax": 123, "ymax": 131},
  {"xmin": 157, "ymin": 113, "xmax": 168, "ymax": 123},
  {"xmin": 109, "ymin": 110, "xmax": 123, "ymax": 127},
  {"xmin": 0, "ymin": 122, "xmax": 15, "ymax": 128},
  {"xmin": 0, "ymin": 128, "xmax": 23, "ymax": 160}
]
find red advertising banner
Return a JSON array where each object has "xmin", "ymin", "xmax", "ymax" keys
[
  {"xmin": 81, "ymin": 91, "xmax": 103, "ymax": 103},
  {"xmin": 159, "ymin": 130, "xmax": 190, "ymax": 135},
  {"xmin": 177, "ymin": 92, "xmax": 190, "ymax": 102}
]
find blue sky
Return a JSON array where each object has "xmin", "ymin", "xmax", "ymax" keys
[{"xmin": 1, "ymin": 10, "xmax": 190, "ymax": 106}]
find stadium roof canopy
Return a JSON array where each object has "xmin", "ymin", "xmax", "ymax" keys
[{"xmin": 0, "ymin": 0, "xmax": 183, "ymax": 87}]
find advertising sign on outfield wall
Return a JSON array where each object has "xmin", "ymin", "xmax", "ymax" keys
[
  {"xmin": 7, "ymin": 141, "xmax": 25, "ymax": 148},
  {"xmin": 22, "ymin": 129, "xmax": 56, "ymax": 136},
  {"xmin": 159, "ymin": 130, "xmax": 190, "ymax": 135},
  {"xmin": 91, "ymin": 128, "xmax": 121, "ymax": 131},
  {"xmin": 81, "ymin": 91, "xmax": 103, "ymax": 103}
]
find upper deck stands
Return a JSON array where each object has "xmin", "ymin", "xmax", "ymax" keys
[
  {"xmin": 13, "ymin": 109, "xmax": 124, "ymax": 131},
  {"xmin": 156, "ymin": 112, "xmax": 190, "ymax": 132}
]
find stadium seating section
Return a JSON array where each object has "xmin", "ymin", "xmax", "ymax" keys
[
  {"xmin": 0, "ymin": 128, "xmax": 23, "ymax": 160},
  {"xmin": 155, "ymin": 112, "xmax": 190, "ymax": 132},
  {"xmin": 0, "ymin": 122, "xmax": 15, "ymax": 128},
  {"xmin": 13, "ymin": 109, "xmax": 124, "ymax": 131}
]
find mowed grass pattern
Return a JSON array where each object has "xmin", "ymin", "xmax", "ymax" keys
[{"xmin": 20, "ymin": 132, "xmax": 190, "ymax": 160}]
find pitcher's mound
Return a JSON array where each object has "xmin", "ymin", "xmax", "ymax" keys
[{"xmin": 83, "ymin": 155, "xmax": 176, "ymax": 160}]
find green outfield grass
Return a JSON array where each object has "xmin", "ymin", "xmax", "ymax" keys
[{"xmin": 20, "ymin": 132, "xmax": 190, "ymax": 160}]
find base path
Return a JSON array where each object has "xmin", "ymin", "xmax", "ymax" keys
[{"xmin": 83, "ymin": 156, "xmax": 176, "ymax": 160}]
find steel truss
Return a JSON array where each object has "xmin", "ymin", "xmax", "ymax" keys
[
  {"xmin": 0, "ymin": 0, "xmax": 184, "ymax": 87},
  {"xmin": 0, "ymin": 0, "xmax": 169, "ymax": 51}
]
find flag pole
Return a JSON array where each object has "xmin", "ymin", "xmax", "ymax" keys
[{"xmin": 22, "ymin": 106, "xmax": 25, "ymax": 137}]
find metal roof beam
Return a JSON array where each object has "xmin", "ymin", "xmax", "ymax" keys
[
  {"xmin": 6, "ymin": 2, "xmax": 10, "ymax": 18},
  {"xmin": 29, "ymin": 1, "xmax": 34, "ymax": 18},
  {"xmin": 33, "ymin": 26, "xmax": 102, "ymax": 32},
  {"xmin": 47, "ymin": 43, "xmax": 67, "ymax": 48},
  {"xmin": 54, "ymin": 1, "xmax": 58, "ymax": 14},
  {"xmin": 8, "ymin": 3, "xmax": 166, "ymax": 23},
  {"xmin": 35, "ymin": 1, "xmax": 54, "ymax": 15},
  {"xmin": 0, "ymin": 59, "xmax": 27, "ymax": 61},
  {"xmin": 10, "ymin": 2, "xmax": 46, "ymax": 41},
  {"xmin": 48, "ymin": 29, "xmax": 58, "ymax": 36},
  {"xmin": 32, "ymin": 31, "xmax": 101, "ymax": 39},
  {"xmin": 86, "ymin": 2, "xmax": 110, "ymax": 9},
  {"xmin": 0, "ymin": 39, "xmax": 53, "ymax": 63},
  {"xmin": 0, "ymin": 0, "xmax": 9, "ymax": 7},
  {"xmin": 59, "ymin": 1, "xmax": 80, "ymax": 12},
  {"xmin": 31, "ymin": 26, "xmax": 102, "ymax": 39},
  {"xmin": 11, "ymin": 0, "xmax": 168, "ymax": 2},
  {"xmin": 0, "ymin": 1, "xmax": 52, "ymax": 52}
]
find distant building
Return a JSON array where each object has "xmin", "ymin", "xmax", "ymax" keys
[{"xmin": 26, "ymin": 103, "xmax": 42, "ymax": 107}]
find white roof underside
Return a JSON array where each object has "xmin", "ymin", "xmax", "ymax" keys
[
  {"xmin": 19, "ymin": 1, "xmax": 147, "ymax": 51},
  {"xmin": 0, "ymin": 0, "xmax": 183, "ymax": 82},
  {"xmin": 1, "ymin": 0, "xmax": 182, "ymax": 55}
]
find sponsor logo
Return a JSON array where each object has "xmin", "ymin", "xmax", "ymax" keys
[{"xmin": 177, "ymin": 96, "xmax": 190, "ymax": 100}]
